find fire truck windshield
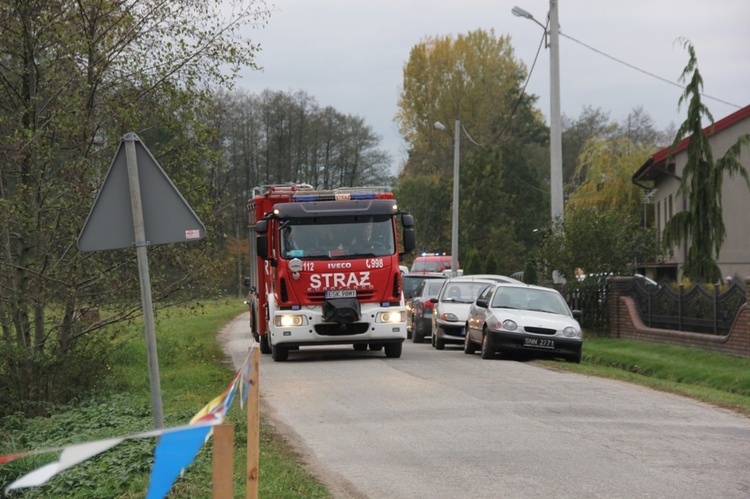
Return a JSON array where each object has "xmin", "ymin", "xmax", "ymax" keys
[{"xmin": 281, "ymin": 217, "xmax": 395, "ymax": 259}]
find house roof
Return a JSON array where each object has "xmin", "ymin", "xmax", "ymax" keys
[{"xmin": 632, "ymin": 104, "xmax": 750, "ymax": 184}]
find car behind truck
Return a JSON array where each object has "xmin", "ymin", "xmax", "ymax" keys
[{"xmin": 245, "ymin": 184, "xmax": 415, "ymax": 361}]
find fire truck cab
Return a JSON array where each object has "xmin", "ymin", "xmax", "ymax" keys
[{"xmin": 246, "ymin": 184, "xmax": 415, "ymax": 361}]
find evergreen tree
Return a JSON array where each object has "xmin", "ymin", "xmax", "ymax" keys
[
  {"xmin": 524, "ymin": 255, "xmax": 538, "ymax": 285},
  {"xmin": 662, "ymin": 40, "xmax": 750, "ymax": 283},
  {"xmin": 464, "ymin": 247, "xmax": 482, "ymax": 275},
  {"xmin": 485, "ymin": 249, "xmax": 498, "ymax": 275}
]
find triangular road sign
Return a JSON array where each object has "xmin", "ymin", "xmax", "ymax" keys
[{"xmin": 77, "ymin": 134, "xmax": 205, "ymax": 251}]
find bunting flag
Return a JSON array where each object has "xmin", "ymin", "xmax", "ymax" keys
[
  {"xmin": 146, "ymin": 425, "xmax": 212, "ymax": 499},
  {"xmin": 0, "ymin": 452, "xmax": 31, "ymax": 464},
  {"xmin": 3, "ymin": 345, "xmax": 256, "ymax": 498},
  {"xmin": 6, "ymin": 437, "xmax": 125, "ymax": 490}
]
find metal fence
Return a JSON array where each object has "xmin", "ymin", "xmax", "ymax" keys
[
  {"xmin": 555, "ymin": 280, "xmax": 610, "ymax": 330},
  {"xmin": 626, "ymin": 280, "xmax": 746, "ymax": 335},
  {"xmin": 556, "ymin": 278, "xmax": 747, "ymax": 335}
]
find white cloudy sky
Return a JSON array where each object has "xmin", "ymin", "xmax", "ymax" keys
[{"xmin": 234, "ymin": 0, "xmax": 749, "ymax": 173}]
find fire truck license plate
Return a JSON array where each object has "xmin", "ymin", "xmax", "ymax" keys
[{"xmin": 325, "ymin": 290, "xmax": 356, "ymax": 298}]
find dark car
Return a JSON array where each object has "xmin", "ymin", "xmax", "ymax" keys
[
  {"xmin": 407, "ymin": 277, "xmax": 447, "ymax": 343},
  {"xmin": 403, "ymin": 273, "xmax": 446, "ymax": 339},
  {"xmin": 403, "ymin": 273, "xmax": 445, "ymax": 301}
]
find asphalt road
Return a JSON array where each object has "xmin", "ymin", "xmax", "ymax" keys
[{"xmin": 220, "ymin": 312, "xmax": 750, "ymax": 498}]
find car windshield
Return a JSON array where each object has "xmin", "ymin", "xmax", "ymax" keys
[
  {"xmin": 441, "ymin": 282, "xmax": 490, "ymax": 303},
  {"xmin": 281, "ymin": 217, "xmax": 395, "ymax": 259},
  {"xmin": 412, "ymin": 261, "xmax": 444, "ymax": 272},
  {"xmin": 403, "ymin": 277, "xmax": 426, "ymax": 299},
  {"xmin": 491, "ymin": 287, "xmax": 569, "ymax": 315},
  {"xmin": 426, "ymin": 280, "xmax": 445, "ymax": 296}
]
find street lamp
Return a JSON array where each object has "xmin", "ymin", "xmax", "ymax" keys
[
  {"xmin": 434, "ymin": 120, "xmax": 460, "ymax": 277},
  {"xmin": 513, "ymin": 1, "xmax": 564, "ymax": 224}
]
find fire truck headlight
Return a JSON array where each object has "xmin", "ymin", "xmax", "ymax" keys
[
  {"xmin": 378, "ymin": 311, "xmax": 405, "ymax": 324},
  {"xmin": 274, "ymin": 314, "xmax": 308, "ymax": 327}
]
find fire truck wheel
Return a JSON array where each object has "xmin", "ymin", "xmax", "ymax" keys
[
  {"xmin": 271, "ymin": 343, "xmax": 288, "ymax": 362},
  {"xmin": 384, "ymin": 342, "xmax": 402, "ymax": 358},
  {"xmin": 259, "ymin": 333, "xmax": 272, "ymax": 354}
]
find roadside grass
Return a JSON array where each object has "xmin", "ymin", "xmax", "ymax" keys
[
  {"xmin": 537, "ymin": 332, "xmax": 750, "ymax": 417},
  {"xmin": 0, "ymin": 298, "xmax": 330, "ymax": 498}
]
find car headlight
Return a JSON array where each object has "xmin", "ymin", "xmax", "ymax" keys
[
  {"xmin": 502, "ymin": 319, "xmax": 518, "ymax": 331},
  {"xmin": 378, "ymin": 311, "xmax": 405, "ymax": 323},
  {"xmin": 441, "ymin": 313, "xmax": 459, "ymax": 322},
  {"xmin": 273, "ymin": 314, "xmax": 308, "ymax": 327},
  {"xmin": 563, "ymin": 326, "xmax": 581, "ymax": 338}
]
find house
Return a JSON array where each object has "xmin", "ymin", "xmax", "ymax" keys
[{"xmin": 632, "ymin": 104, "xmax": 750, "ymax": 282}]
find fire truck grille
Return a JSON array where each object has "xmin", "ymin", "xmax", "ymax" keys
[
  {"xmin": 307, "ymin": 291, "xmax": 375, "ymax": 303},
  {"xmin": 315, "ymin": 322, "xmax": 370, "ymax": 336}
]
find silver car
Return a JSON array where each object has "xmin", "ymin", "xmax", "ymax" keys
[
  {"xmin": 430, "ymin": 275, "xmax": 520, "ymax": 350},
  {"xmin": 465, "ymin": 283, "xmax": 583, "ymax": 362}
]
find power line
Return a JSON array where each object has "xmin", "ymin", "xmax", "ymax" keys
[{"xmin": 559, "ymin": 31, "xmax": 742, "ymax": 110}]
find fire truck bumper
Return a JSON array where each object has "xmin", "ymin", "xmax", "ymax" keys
[{"xmin": 269, "ymin": 307, "xmax": 407, "ymax": 347}]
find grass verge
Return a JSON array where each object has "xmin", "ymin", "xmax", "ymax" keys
[
  {"xmin": 0, "ymin": 298, "xmax": 330, "ymax": 498},
  {"xmin": 537, "ymin": 333, "xmax": 750, "ymax": 417}
]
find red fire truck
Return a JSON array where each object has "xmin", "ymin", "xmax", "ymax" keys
[{"xmin": 245, "ymin": 184, "xmax": 415, "ymax": 361}]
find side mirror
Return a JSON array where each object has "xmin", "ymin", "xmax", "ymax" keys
[
  {"xmin": 476, "ymin": 298, "xmax": 488, "ymax": 308},
  {"xmin": 257, "ymin": 233, "xmax": 268, "ymax": 260},
  {"xmin": 401, "ymin": 213, "xmax": 414, "ymax": 228},
  {"xmin": 572, "ymin": 310, "xmax": 583, "ymax": 320},
  {"xmin": 255, "ymin": 219, "xmax": 268, "ymax": 234},
  {"xmin": 401, "ymin": 214, "xmax": 415, "ymax": 253}
]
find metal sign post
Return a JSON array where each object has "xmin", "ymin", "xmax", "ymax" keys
[{"xmin": 124, "ymin": 136, "xmax": 164, "ymax": 430}]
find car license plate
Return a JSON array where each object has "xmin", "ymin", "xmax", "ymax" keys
[
  {"xmin": 325, "ymin": 289, "xmax": 356, "ymax": 299},
  {"xmin": 524, "ymin": 337, "xmax": 554, "ymax": 349}
]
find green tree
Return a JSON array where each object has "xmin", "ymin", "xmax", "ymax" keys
[
  {"xmin": 464, "ymin": 248, "xmax": 482, "ymax": 276},
  {"xmin": 662, "ymin": 40, "xmax": 750, "ymax": 283},
  {"xmin": 523, "ymin": 255, "xmax": 538, "ymax": 285},
  {"xmin": 0, "ymin": 0, "xmax": 269, "ymax": 415},
  {"xmin": 538, "ymin": 206, "xmax": 640, "ymax": 281},
  {"xmin": 395, "ymin": 29, "xmax": 547, "ymax": 266},
  {"xmin": 567, "ymin": 134, "xmax": 652, "ymax": 215},
  {"xmin": 549, "ymin": 112, "xmax": 664, "ymax": 281},
  {"xmin": 484, "ymin": 249, "xmax": 498, "ymax": 275}
]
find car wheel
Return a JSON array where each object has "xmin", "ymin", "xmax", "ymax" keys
[
  {"xmin": 271, "ymin": 342, "xmax": 288, "ymax": 362},
  {"xmin": 353, "ymin": 343, "xmax": 368, "ymax": 351},
  {"xmin": 480, "ymin": 329, "xmax": 494, "ymax": 359},
  {"xmin": 464, "ymin": 329, "xmax": 477, "ymax": 355},
  {"xmin": 435, "ymin": 331, "xmax": 445, "ymax": 350},
  {"xmin": 384, "ymin": 342, "xmax": 402, "ymax": 358},
  {"xmin": 413, "ymin": 321, "xmax": 424, "ymax": 343},
  {"xmin": 566, "ymin": 348, "xmax": 582, "ymax": 364}
]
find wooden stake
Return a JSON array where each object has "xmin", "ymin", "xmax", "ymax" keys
[
  {"xmin": 212, "ymin": 423, "xmax": 234, "ymax": 499},
  {"xmin": 247, "ymin": 346, "xmax": 260, "ymax": 499}
]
